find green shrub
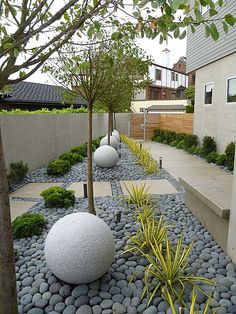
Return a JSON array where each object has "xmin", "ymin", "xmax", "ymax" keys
[
  {"xmin": 193, "ymin": 147, "xmax": 203, "ymax": 156},
  {"xmin": 59, "ymin": 152, "xmax": 83, "ymax": 165},
  {"xmin": 183, "ymin": 134, "xmax": 198, "ymax": 150},
  {"xmin": 152, "ymin": 129, "xmax": 161, "ymax": 141},
  {"xmin": 170, "ymin": 140, "xmax": 178, "ymax": 147},
  {"xmin": 12, "ymin": 213, "xmax": 46, "ymax": 238},
  {"xmin": 176, "ymin": 139, "xmax": 184, "ymax": 149},
  {"xmin": 225, "ymin": 142, "xmax": 235, "ymax": 171},
  {"xmin": 206, "ymin": 151, "xmax": 218, "ymax": 163},
  {"xmin": 164, "ymin": 131, "xmax": 176, "ymax": 144},
  {"xmin": 202, "ymin": 136, "xmax": 217, "ymax": 157},
  {"xmin": 92, "ymin": 138, "xmax": 101, "ymax": 149},
  {"xmin": 175, "ymin": 133, "xmax": 186, "ymax": 143},
  {"xmin": 41, "ymin": 186, "xmax": 75, "ymax": 208},
  {"xmin": 71, "ymin": 144, "xmax": 87, "ymax": 157},
  {"xmin": 47, "ymin": 159, "xmax": 71, "ymax": 176},
  {"xmin": 187, "ymin": 145, "xmax": 197, "ymax": 154},
  {"xmin": 7, "ymin": 161, "xmax": 28, "ymax": 188},
  {"xmin": 185, "ymin": 105, "xmax": 194, "ymax": 113},
  {"xmin": 215, "ymin": 153, "xmax": 227, "ymax": 167}
]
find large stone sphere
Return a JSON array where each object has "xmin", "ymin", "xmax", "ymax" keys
[
  {"xmin": 45, "ymin": 213, "xmax": 115, "ymax": 284},
  {"xmin": 94, "ymin": 145, "xmax": 119, "ymax": 168},
  {"xmin": 113, "ymin": 129, "xmax": 119, "ymax": 136},
  {"xmin": 112, "ymin": 131, "xmax": 120, "ymax": 142},
  {"xmin": 100, "ymin": 135, "xmax": 119, "ymax": 150}
]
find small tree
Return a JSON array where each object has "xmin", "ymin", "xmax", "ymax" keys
[{"xmin": 185, "ymin": 85, "xmax": 195, "ymax": 106}]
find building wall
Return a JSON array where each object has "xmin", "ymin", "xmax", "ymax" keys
[
  {"xmin": 186, "ymin": 1, "xmax": 236, "ymax": 73},
  {"xmin": 131, "ymin": 99, "xmax": 188, "ymax": 113},
  {"xmin": 0, "ymin": 113, "xmax": 129, "ymax": 171},
  {"xmin": 193, "ymin": 54, "xmax": 236, "ymax": 153}
]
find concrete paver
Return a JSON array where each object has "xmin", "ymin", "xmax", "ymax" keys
[
  {"xmin": 67, "ymin": 182, "xmax": 112, "ymax": 197},
  {"xmin": 10, "ymin": 183, "xmax": 63, "ymax": 198},
  {"xmin": 120, "ymin": 179, "xmax": 178, "ymax": 196},
  {"xmin": 10, "ymin": 201, "xmax": 36, "ymax": 221}
]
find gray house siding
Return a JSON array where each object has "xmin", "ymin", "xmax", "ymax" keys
[{"xmin": 186, "ymin": 1, "xmax": 236, "ymax": 73}]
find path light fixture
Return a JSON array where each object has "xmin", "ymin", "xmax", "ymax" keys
[
  {"xmin": 159, "ymin": 157, "xmax": 163, "ymax": 169},
  {"xmin": 140, "ymin": 142, "xmax": 142, "ymax": 148},
  {"xmin": 116, "ymin": 210, "xmax": 121, "ymax": 223}
]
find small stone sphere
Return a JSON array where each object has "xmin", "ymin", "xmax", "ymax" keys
[
  {"xmin": 100, "ymin": 135, "xmax": 119, "ymax": 150},
  {"xmin": 113, "ymin": 129, "xmax": 119, "ymax": 136},
  {"xmin": 112, "ymin": 131, "xmax": 120, "ymax": 142},
  {"xmin": 45, "ymin": 213, "xmax": 115, "ymax": 284},
  {"xmin": 94, "ymin": 145, "xmax": 119, "ymax": 168}
]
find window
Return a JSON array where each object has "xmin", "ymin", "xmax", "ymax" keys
[
  {"xmin": 171, "ymin": 71, "xmax": 175, "ymax": 81},
  {"xmin": 155, "ymin": 69, "xmax": 161, "ymax": 81},
  {"xmin": 140, "ymin": 108, "xmax": 144, "ymax": 112},
  {"xmin": 227, "ymin": 77, "xmax": 236, "ymax": 103},
  {"xmin": 204, "ymin": 83, "xmax": 213, "ymax": 104},
  {"xmin": 176, "ymin": 73, "xmax": 178, "ymax": 81}
]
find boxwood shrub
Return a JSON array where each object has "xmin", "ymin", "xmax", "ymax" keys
[
  {"xmin": 7, "ymin": 161, "xmax": 28, "ymax": 188},
  {"xmin": 59, "ymin": 152, "xmax": 83, "ymax": 165},
  {"xmin": 225, "ymin": 142, "xmax": 235, "ymax": 171},
  {"xmin": 202, "ymin": 136, "xmax": 217, "ymax": 157},
  {"xmin": 41, "ymin": 186, "xmax": 75, "ymax": 208},
  {"xmin": 183, "ymin": 134, "xmax": 198, "ymax": 150},
  {"xmin": 12, "ymin": 213, "xmax": 46, "ymax": 238},
  {"xmin": 206, "ymin": 151, "xmax": 218, "ymax": 163},
  {"xmin": 47, "ymin": 159, "xmax": 71, "ymax": 176},
  {"xmin": 215, "ymin": 154, "xmax": 227, "ymax": 167}
]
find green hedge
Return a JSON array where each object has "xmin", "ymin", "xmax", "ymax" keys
[
  {"xmin": 152, "ymin": 129, "xmax": 235, "ymax": 171},
  {"xmin": 41, "ymin": 186, "xmax": 75, "ymax": 208},
  {"xmin": 12, "ymin": 213, "xmax": 46, "ymax": 238}
]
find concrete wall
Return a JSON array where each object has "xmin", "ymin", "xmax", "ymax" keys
[
  {"xmin": 0, "ymin": 113, "xmax": 129, "ymax": 171},
  {"xmin": 131, "ymin": 100, "xmax": 188, "ymax": 113},
  {"xmin": 227, "ymin": 147, "xmax": 236, "ymax": 262},
  {"xmin": 194, "ymin": 54, "xmax": 236, "ymax": 153}
]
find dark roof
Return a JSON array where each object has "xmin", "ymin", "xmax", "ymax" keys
[
  {"xmin": 0, "ymin": 81, "xmax": 87, "ymax": 107},
  {"xmin": 146, "ymin": 104, "xmax": 185, "ymax": 112}
]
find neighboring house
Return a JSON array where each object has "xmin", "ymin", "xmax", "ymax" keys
[
  {"xmin": 145, "ymin": 104, "xmax": 186, "ymax": 114},
  {"xmin": 130, "ymin": 99, "xmax": 188, "ymax": 113},
  {"xmin": 0, "ymin": 81, "xmax": 87, "ymax": 110},
  {"xmin": 134, "ymin": 60, "xmax": 189, "ymax": 102},
  {"xmin": 186, "ymin": 0, "xmax": 236, "ymax": 153}
]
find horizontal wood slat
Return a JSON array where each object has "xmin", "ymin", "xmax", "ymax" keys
[{"xmin": 130, "ymin": 113, "xmax": 193, "ymax": 139}]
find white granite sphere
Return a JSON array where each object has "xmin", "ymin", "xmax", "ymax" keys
[
  {"xmin": 94, "ymin": 145, "xmax": 119, "ymax": 168},
  {"xmin": 112, "ymin": 131, "xmax": 120, "ymax": 142},
  {"xmin": 45, "ymin": 213, "xmax": 115, "ymax": 284},
  {"xmin": 100, "ymin": 135, "xmax": 119, "ymax": 150},
  {"xmin": 113, "ymin": 129, "xmax": 119, "ymax": 135}
]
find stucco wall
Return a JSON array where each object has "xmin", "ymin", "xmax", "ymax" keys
[
  {"xmin": 194, "ymin": 54, "xmax": 236, "ymax": 153},
  {"xmin": 131, "ymin": 100, "xmax": 188, "ymax": 113},
  {"xmin": 0, "ymin": 113, "xmax": 129, "ymax": 171}
]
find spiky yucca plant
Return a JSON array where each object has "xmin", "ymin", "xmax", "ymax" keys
[
  {"xmin": 142, "ymin": 234, "xmax": 214, "ymax": 306},
  {"xmin": 127, "ymin": 214, "xmax": 166, "ymax": 255},
  {"xmin": 165, "ymin": 288, "xmax": 218, "ymax": 314},
  {"xmin": 124, "ymin": 182, "xmax": 151, "ymax": 208}
]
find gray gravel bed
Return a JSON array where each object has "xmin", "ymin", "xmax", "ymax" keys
[{"xmin": 13, "ymin": 144, "xmax": 236, "ymax": 314}]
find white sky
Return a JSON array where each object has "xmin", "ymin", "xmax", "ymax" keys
[{"xmin": 27, "ymin": 36, "xmax": 186, "ymax": 85}]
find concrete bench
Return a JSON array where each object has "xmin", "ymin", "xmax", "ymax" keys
[{"xmin": 179, "ymin": 177, "xmax": 231, "ymax": 252}]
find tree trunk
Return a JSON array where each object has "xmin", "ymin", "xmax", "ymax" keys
[
  {"xmin": 87, "ymin": 103, "xmax": 96, "ymax": 215},
  {"xmin": 113, "ymin": 112, "xmax": 116, "ymax": 130},
  {"xmin": 0, "ymin": 127, "xmax": 18, "ymax": 314},
  {"xmin": 111, "ymin": 110, "xmax": 114, "ymax": 132},
  {"xmin": 108, "ymin": 107, "xmax": 113, "ymax": 145}
]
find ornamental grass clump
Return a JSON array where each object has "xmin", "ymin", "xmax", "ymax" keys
[
  {"xmin": 128, "ymin": 213, "xmax": 166, "ymax": 256},
  {"xmin": 165, "ymin": 288, "xmax": 218, "ymax": 314},
  {"xmin": 41, "ymin": 186, "xmax": 75, "ymax": 208},
  {"xmin": 121, "ymin": 135, "xmax": 159, "ymax": 175},
  {"xmin": 142, "ymin": 234, "xmax": 214, "ymax": 306},
  {"xmin": 124, "ymin": 182, "xmax": 150, "ymax": 208},
  {"xmin": 12, "ymin": 213, "xmax": 46, "ymax": 239},
  {"xmin": 7, "ymin": 161, "xmax": 28, "ymax": 188}
]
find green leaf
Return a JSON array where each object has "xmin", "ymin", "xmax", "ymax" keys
[
  {"xmin": 3, "ymin": 42, "xmax": 13, "ymax": 50},
  {"xmin": 222, "ymin": 21, "xmax": 228, "ymax": 34},
  {"xmin": 218, "ymin": 0, "xmax": 223, "ymax": 7},
  {"xmin": 194, "ymin": 8, "xmax": 203, "ymax": 22},
  {"xmin": 204, "ymin": 25, "xmax": 211, "ymax": 38},
  {"xmin": 179, "ymin": 30, "xmax": 186, "ymax": 40},
  {"xmin": 225, "ymin": 14, "xmax": 236, "ymax": 26},
  {"xmin": 190, "ymin": 25, "xmax": 196, "ymax": 33},
  {"xmin": 13, "ymin": 48, "xmax": 19, "ymax": 58},
  {"xmin": 174, "ymin": 27, "xmax": 180, "ymax": 38},
  {"xmin": 170, "ymin": 0, "xmax": 181, "ymax": 12},
  {"xmin": 209, "ymin": 8, "xmax": 218, "ymax": 16},
  {"xmin": 210, "ymin": 23, "xmax": 219, "ymax": 41},
  {"xmin": 19, "ymin": 71, "xmax": 26, "ymax": 78}
]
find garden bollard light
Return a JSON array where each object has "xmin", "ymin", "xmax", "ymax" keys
[
  {"xmin": 83, "ymin": 183, "xmax": 88, "ymax": 198},
  {"xmin": 116, "ymin": 211, "xmax": 121, "ymax": 223},
  {"xmin": 159, "ymin": 157, "xmax": 162, "ymax": 169},
  {"xmin": 140, "ymin": 142, "xmax": 142, "ymax": 148},
  {"xmin": 119, "ymin": 152, "xmax": 121, "ymax": 159}
]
